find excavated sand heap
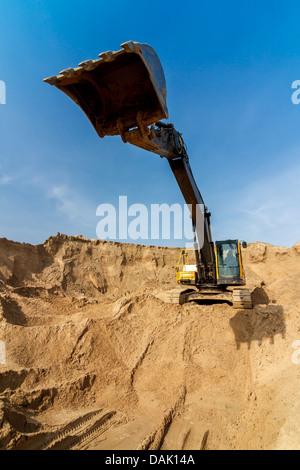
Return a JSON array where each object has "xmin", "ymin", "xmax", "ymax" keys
[{"xmin": 0, "ymin": 234, "xmax": 300, "ymax": 450}]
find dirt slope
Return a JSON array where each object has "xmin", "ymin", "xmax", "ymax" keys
[{"xmin": 1, "ymin": 234, "xmax": 300, "ymax": 450}]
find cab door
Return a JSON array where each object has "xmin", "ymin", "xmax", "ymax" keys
[{"xmin": 215, "ymin": 240, "xmax": 244, "ymax": 285}]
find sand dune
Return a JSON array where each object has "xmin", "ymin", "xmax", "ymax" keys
[{"xmin": 1, "ymin": 234, "xmax": 300, "ymax": 450}]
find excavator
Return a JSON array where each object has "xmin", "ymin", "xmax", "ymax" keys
[{"xmin": 44, "ymin": 41, "xmax": 252, "ymax": 309}]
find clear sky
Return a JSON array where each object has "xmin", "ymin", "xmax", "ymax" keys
[{"xmin": 1, "ymin": 0, "xmax": 300, "ymax": 247}]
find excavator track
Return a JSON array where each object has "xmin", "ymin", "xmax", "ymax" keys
[
  {"xmin": 162, "ymin": 288, "xmax": 195, "ymax": 305},
  {"xmin": 232, "ymin": 288, "xmax": 252, "ymax": 309},
  {"xmin": 163, "ymin": 286, "xmax": 252, "ymax": 309}
]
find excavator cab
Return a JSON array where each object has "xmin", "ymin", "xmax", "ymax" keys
[
  {"xmin": 215, "ymin": 240, "xmax": 245, "ymax": 286},
  {"xmin": 176, "ymin": 241, "xmax": 246, "ymax": 288}
]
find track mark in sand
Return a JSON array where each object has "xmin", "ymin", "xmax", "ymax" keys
[
  {"xmin": 136, "ymin": 386, "xmax": 186, "ymax": 450},
  {"xmin": 13, "ymin": 409, "xmax": 106, "ymax": 450},
  {"xmin": 130, "ymin": 339, "xmax": 154, "ymax": 386},
  {"xmin": 44, "ymin": 411, "xmax": 126, "ymax": 450},
  {"xmin": 44, "ymin": 411, "xmax": 127, "ymax": 450},
  {"xmin": 71, "ymin": 413, "xmax": 127, "ymax": 450},
  {"xmin": 26, "ymin": 409, "xmax": 114, "ymax": 450},
  {"xmin": 47, "ymin": 410, "xmax": 109, "ymax": 449},
  {"xmin": 38, "ymin": 409, "xmax": 105, "ymax": 450},
  {"xmin": 181, "ymin": 428, "xmax": 191, "ymax": 450},
  {"xmin": 200, "ymin": 430, "xmax": 209, "ymax": 450}
]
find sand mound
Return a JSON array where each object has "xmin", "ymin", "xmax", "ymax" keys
[{"xmin": 1, "ymin": 234, "xmax": 300, "ymax": 450}]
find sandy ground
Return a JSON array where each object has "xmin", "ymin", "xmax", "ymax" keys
[{"xmin": 0, "ymin": 234, "xmax": 300, "ymax": 450}]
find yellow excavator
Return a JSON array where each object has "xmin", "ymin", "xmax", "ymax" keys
[{"xmin": 44, "ymin": 41, "xmax": 252, "ymax": 309}]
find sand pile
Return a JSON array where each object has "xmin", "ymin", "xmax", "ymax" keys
[{"xmin": 0, "ymin": 234, "xmax": 300, "ymax": 450}]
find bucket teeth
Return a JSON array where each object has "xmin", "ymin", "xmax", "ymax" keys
[
  {"xmin": 43, "ymin": 75, "xmax": 61, "ymax": 85},
  {"xmin": 59, "ymin": 67, "xmax": 76, "ymax": 78},
  {"xmin": 121, "ymin": 41, "xmax": 142, "ymax": 54},
  {"xmin": 78, "ymin": 59, "xmax": 100, "ymax": 71},
  {"xmin": 98, "ymin": 51, "xmax": 115, "ymax": 62}
]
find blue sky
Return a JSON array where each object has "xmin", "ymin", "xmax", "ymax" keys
[{"xmin": 0, "ymin": 0, "xmax": 300, "ymax": 247}]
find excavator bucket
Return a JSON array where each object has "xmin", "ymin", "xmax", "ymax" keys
[{"xmin": 43, "ymin": 41, "xmax": 168, "ymax": 139}]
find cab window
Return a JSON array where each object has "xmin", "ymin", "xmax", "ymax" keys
[{"xmin": 217, "ymin": 242, "xmax": 240, "ymax": 278}]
